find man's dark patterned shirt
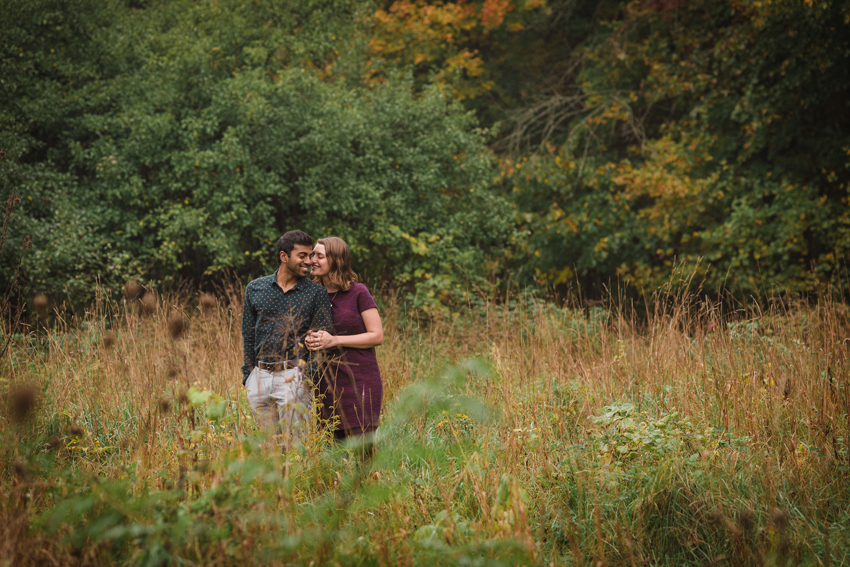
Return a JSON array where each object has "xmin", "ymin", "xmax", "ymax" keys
[{"xmin": 241, "ymin": 272, "xmax": 332, "ymax": 384}]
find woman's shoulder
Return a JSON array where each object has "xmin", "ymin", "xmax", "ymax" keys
[
  {"xmin": 348, "ymin": 281, "xmax": 371, "ymax": 295},
  {"xmin": 349, "ymin": 282, "xmax": 378, "ymax": 310}
]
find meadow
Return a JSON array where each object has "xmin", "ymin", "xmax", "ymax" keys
[{"xmin": 1, "ymin": 286, "xmax": 848, "ymax": 566}]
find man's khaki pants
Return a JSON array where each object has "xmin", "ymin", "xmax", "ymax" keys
[{"xmin": 245, "ymin": 366, "xmax": 312, "ymax": 449}]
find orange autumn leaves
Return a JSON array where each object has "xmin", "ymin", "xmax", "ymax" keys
[
  {"xmin": 480, "ymin": 0, "xmax": 514, "ymax": 28},
  {"xmin": 368, "ymin": 0, "xmax": 544, "ymax": 100}
]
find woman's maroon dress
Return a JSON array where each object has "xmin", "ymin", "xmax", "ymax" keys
[{"xmin": 320, "ymin": 282, "xmax": 383, "ymax": 432}]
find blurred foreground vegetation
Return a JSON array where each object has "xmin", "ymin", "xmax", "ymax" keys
[{"xmin": 1, "ymin": 290, "xmax": 848, "ymax": 565}]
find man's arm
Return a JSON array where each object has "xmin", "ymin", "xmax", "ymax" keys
[
  {"xmin": 241, "ymin": 286, "xmax": 256, "ymax": 385},
  {"xmin": 311, "ymin": 289, "xmax": 333, "ymax": 333}
]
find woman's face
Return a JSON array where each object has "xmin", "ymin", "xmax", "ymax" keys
[{"xmin": 311, "ymin": 243, "xmax": 330, "ymax": 277}]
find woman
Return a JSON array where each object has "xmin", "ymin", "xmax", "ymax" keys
[{"xmin": 306, "ymin": 237, "xmax": 384, "ymax": 442}]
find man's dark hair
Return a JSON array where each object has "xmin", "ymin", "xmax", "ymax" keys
[{"xmin": 276, "ymin": 230, "xmax": 314, "ymax": 260}]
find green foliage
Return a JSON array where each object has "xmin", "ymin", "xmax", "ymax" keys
[
  {"xmin": 590, "ymin": 401, "xmax": 747, "ymax": 466},
  {"xmin": 502, "ymin": 0, "xmax": 850, "ymax": 297},
  {"xmin": 1, "ymin": 0, "xmax": 514, "ymax": 309},
  {"xmin": 4, "ymin": 0, "xmax": 850, "ymax": 306},
  {"xmin": 187, "ymin": 386, "xmax": 226, "ymax": 422}
]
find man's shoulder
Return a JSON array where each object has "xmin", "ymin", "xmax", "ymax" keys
[{"xmin": 246, "ymin": 274, "xmax": 275, "ymax": 292}]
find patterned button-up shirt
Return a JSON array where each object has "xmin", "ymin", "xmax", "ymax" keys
[{"xmin": 241, "ymin": 272, "xmax": 332, "ymax": 384}]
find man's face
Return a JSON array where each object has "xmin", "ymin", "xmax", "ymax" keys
[{"xmin": 280, "ymin": 244, "xmax": 313, "ymax": 278}]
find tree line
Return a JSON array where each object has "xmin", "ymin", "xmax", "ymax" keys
[{"xmin": 2, "ymin": 0, "xmax": 848, "ymax": 310}]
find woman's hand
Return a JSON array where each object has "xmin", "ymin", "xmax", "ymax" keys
[{"xmin": 306, "ymin": 330, "xmax": 336, "ymax": 351}]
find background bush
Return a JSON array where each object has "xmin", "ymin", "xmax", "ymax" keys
[{"xmin": 1, "ymin": 0, "xmax": 514, "ymax": 308}]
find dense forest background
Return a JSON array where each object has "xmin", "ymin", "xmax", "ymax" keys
[{"xmin": 2, "ymin": 0, "xmax": 849, "ymax": 310}]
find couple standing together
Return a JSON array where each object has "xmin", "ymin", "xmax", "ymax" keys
[{"xmin": 241, "ymin": 230, "xmax": 383, "ymax": 447}]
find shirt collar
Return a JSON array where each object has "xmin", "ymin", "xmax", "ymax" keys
[{"xmin": 270, "ymin": 270, "xmax": 307, "ymax": 292}]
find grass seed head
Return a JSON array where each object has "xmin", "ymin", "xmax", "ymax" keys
[
  {"xmin": 737, "ymin": 508, "xmax": 755, "ymax": 533},
  {"xmin": 124, "ymin": 280, "xmax": 143, "ymax": 301},
  {"xmin": 770, "ymin": 509, "xmax": 788, "ymax": 531},
  {"xmin": 708, "ymin": 509, "xmax": 725, "ymax": 526},
  {"xmin": 141, "ymin": 293, "xmax": 157, "ymax": 315},
  {"xmin": 168, "ymin": 314, "xmax": 185, "ymax": 339},
  {"xmin": 9, "ymin": 382, "xmax": 38, "ymax": 424},
  {"xmin": 13, "ymin": 460, "xmax": 26, "ymax": 480},
  {"xmin": 33, "ymin": 293, "xmax": 49, "ymax": 316},
  {"xmin": 199, "ymin": 292, "xmax": 216, "ymax": 314}
]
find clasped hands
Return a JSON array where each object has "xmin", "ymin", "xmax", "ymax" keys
[{"xmin": 305, "ymin": 329, "xmax": 335, "ymax": 351}]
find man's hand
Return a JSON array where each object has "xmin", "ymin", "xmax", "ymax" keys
[{"xmin": 306, "ymin": 329, "xmax": 336, "ymax": 351}]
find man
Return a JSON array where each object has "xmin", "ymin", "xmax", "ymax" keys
[{"xmin": 242, "ymin": 230, "xmax": 332, "ymax": 448}]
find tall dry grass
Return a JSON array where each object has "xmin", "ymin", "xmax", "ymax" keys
[{"xmin": 1, "ymin": 285, "xmax": 848, "ymax": 566}]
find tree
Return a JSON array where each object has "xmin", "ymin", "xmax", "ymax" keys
[
  {"xmin": 1, "ymin": 0, "xmax": 514, "ymax": 309},
  {"xmin": 503, "ymin": 0, "xmax": 850, "ymax": 297}
]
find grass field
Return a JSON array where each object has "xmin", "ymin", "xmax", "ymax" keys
[{"xmin": 1, "ymin": 286, "xmax": 848, "ymax": 566}]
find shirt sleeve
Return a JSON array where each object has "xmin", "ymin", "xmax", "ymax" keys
[
  {"xmin": 241, "ymin": 285, "xmax": 256, "ymax": 385},
  {"xmin": 355, "ymin": 284, "xmax": 378, "ymax": 313},
  {"xmin": 304, "ymin": 287, "xmax": 333, "ymax": 381},
  {"xmin": 311, "ymin": 288, "xmax": 333, "ymax": 332}
]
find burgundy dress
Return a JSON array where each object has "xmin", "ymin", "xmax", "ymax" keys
[{"xmin": 320, "ymin": 282, "xmax": 383, "ymax": 432}]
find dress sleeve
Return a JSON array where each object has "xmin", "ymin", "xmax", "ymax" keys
[{"xmin": 356, "ymin": 283, "xmax": 378, "ymax": 313}]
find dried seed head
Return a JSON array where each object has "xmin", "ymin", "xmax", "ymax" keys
[
  {"xmin": 33, "ymin": 294, "xmax": 49, "ymax": 313},
  {"xmin": 13, "ymin": 460, "xmax": 26, "ymax": 480},
  {"xmin": 770, "ymin": 509, "xmax": 788, "ymax": 531},
  {"xmin": 167, "ymin": 364, "xmax": 179, "ymax": 378},
  {"xmin": 9, "ymin": 383, "xmax": 37, "ymax": 423},
  {"xmin": 199, "ymin": 292, "xmax": 216, "ymax": 314},
  {"xmin": 737, "ymin": 508, "xmax": 755, "ymax": 533},
  {"xmin": 5, "ymin": 192, "xmax": 20, "ymax": 208},
  {"xmin": 158, "ymin": 398, "xmax": 171, "ymax": 414},
  {"xmin": 707, "ymin": 509, "xmax": 725, "ymax": 526},
  {"xmin": 167, "ymin": 314, "xmax": 185, "ymax": 339},
  {"xmin": 178, "ymin": 390, "xmax": 189, "ymax": 405},
  {"xmin": 726, "ymin": 521, "xmax": 741, "ymax": 537},
  {"xmin": 69, "ymin": 424, "xmax": 84, "ymax": 437},
  {"xmin": 124, "ymin": 280, "xmax": 143, "ymax": 301},
  {"xmin": 103, "ymin": 332, "xmax": 115, "ymax": 349},
  {"xmin": 141, "ymin": 293, "xmax": 157, "ymax": 315}
]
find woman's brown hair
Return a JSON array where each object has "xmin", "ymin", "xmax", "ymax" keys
[{"xmin": 314, "ymin": 236, "xmax": 358, "ymax": 291}]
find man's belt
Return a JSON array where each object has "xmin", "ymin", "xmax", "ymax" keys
[{"xmin": 257, "ymin": 359, "xmax": 300, "ymax": 372}]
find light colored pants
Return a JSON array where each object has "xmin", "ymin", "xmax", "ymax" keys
[{"xmin": 245, "ymin": 366, "xmax": 312, "ymax": 448}]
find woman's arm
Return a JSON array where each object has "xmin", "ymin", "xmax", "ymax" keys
[{"xmin": 306, "ymin": 308, "xmax": 383, "ymax": 350}]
